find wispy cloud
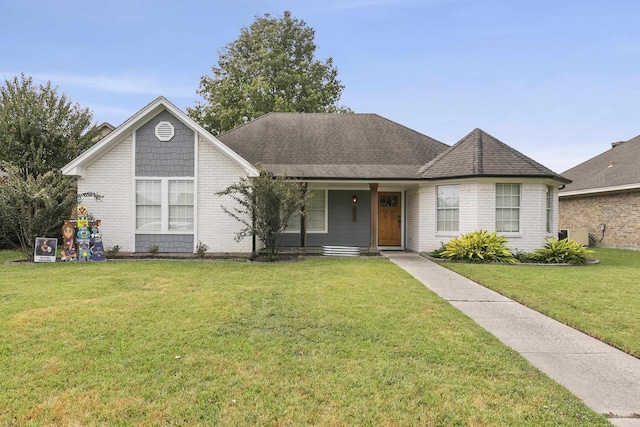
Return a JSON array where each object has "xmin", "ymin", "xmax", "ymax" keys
[{"xmin": 1, "ymin": 71, "xmax": 195, "ymax": 99}]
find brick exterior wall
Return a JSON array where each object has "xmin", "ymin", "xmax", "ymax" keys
[
  {"xmin": 196, "ymin": 135, "xmax": 253, "ymax": 254},
  {"xmin": 77, "ymin": 134, "xmax": 135, "ymax": 251},
  {"xmin": 416, "ymin": 180, "xmax": 558, "ymax": 253},
  {"xmin": 405, "ymin": 187, "xmax": 420, "ymax": 251},
  {"xmin": 559, "ymin": 190, "xmax": 640, "ymax": 249},
  {"xmin": 77, "ymin": 128, "xmax": 255, "ymax": 254}
]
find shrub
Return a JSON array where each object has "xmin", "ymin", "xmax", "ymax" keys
[
  {"xmin": 105, "ymin": 245, "xmax": 120, "ymax": 257},
  {"xmin": 528, "ymin": 238, "xmax": 593, "ymax": 265},
  {"xmin": 148, "ymin": 245, "xmax": 160, "ymax": 255},
  {"xmin": 429, "ymin": 242, "xmax": 447, "ymax": 258},
  {"xmin": 441, "ymin": 230, "xmax": 517, "ymax": 264},
  {"xmin": 195, "ymin": 241, "xmax": 209, "ymax": 258},
  {"xmin": 513, "ymin": 249, "xmax": 536, "ymax": 263}
]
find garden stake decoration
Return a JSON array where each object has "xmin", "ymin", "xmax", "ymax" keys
[
  {"xmin": 61, "ymin": 205, "xmax": 106, "ymax": 262},
  {"xmin": 60, "ymin": 222, "xmax": 77, "ymax": 261}
]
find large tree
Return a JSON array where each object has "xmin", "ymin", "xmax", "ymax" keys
[
  {"xmin": 0, "ymin": 73, "xmax": 99, "ymax": 178},
  {"xmin": 189, "ymin": 11, "xmax": 349, "ymax": 134},
  {"xmin": 0, "ymin": 74, "xmax": 101, "ymax": 256}
]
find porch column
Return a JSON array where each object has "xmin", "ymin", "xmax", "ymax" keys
[
  {"xmin": 369, "ymin": 183, "xmax": 379, "ymax": 253},
  {"xmin": 299, "ymin": 183, "xmax": 307, "ymax": 254}
]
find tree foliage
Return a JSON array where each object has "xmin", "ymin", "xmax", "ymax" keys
[
  {"xmin": 217, "ymin": 167, "xmax": 310, "ymax": 261},
  {"xmin": 0, "ymin": 163, "xmax": 101, "ymax": 260},
  {"xmin": 189, "ymin": 11, "xmax": 349, "ymax": 134},
  {"xmin": 0, "ymin": 73, "xmax": 99, "ymax": 178}
]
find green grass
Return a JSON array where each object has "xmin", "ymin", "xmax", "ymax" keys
[
  {"xmin": 0, "ymin": 256, "xmax": 609, "ymax": 426},
  {"xmin": 444, "ymin": 248, "xmax": 640, "ymax": 358}
]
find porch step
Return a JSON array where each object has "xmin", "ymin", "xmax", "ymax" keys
[{"xmin": 321, "ymin": 245, "xmax": 360, "ymax": 257}]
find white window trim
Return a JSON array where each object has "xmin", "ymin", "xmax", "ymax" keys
[
  {"xmin": 436, "ymin": 184, "xmax": 460, "ymax": 234},
  {"xmin": 135, "ymin": 176, "xmax": 195, "ymax": 234},
  {"xmin": 284, "ymin": 189, "xmax": 328, "ymax": 234},
  {"xmin": 495, "ymin": 183, "xmax": 521, "ymax": 233}
]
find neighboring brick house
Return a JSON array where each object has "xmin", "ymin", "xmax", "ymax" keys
[
  {"xmin": 62, "ymin": 97, "xmax": 569, "ymax": 255},
  {"xmin": 559, "ymin": 135, "xmax": 640, "ymax": 249}
]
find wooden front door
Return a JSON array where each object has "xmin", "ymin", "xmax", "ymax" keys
[{"xmin": 378, "ymin": 192, "xmax": 401, "ymax": 246}]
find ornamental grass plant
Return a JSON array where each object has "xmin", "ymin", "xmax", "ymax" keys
[
  {"xmin": 528, "ymin": 238, "xmax": 593, "ymax": 265},
  {"xmin": 440, "ymin": 230, "xmax": 517, "ymax": 264}
]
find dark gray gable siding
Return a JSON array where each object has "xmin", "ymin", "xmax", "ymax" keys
[
  {"xmin": 279, "ymin": 190, "xmax": 371, "ymax": 247},
  {"xmin": 135, "ymin": 110, "xmax": 195, "ymax": 177},
  {"xmin": 135, "ymin": 234, "xmax": 194, "ymax": 252}
]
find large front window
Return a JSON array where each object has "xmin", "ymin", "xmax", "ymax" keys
[
  {"xmin": 286, "ymin": 189, "xmax": 327, "ymax": 233},
  {"xmin": 436, "ymin": 185, "xmax": 459, "ymax": 232},
  {"xmin": 136, "ymin": 179, "xmax": 194, "ymax": 232},
  {"xmin": 496, "ymin": 183, "xmax": 520, "ymax": 232}
]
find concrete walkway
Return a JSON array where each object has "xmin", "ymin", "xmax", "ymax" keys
[{"xmin": 382, "ymin": 251, "xmax": 640, "ymax": 427}]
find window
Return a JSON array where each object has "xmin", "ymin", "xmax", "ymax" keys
[
  {"xmin": 169, "ymin": 180, "xmax": 194, "ymax": 231},
  {"xmin": 136, "ymin": 180, "xmax": 161, "ymax": 231},
  {"xmin": 436, "ymin": 185, "xmax": 459, "ymax": 232},
  {"xmin": 546, "ymin": 185, "xmax": 553, "ymax": 233},
  {"xmin": 286, "ymin": 189, "xmax": 327, "ymax": 233},
  {"xmin": 496, "ymin": 183, "xmax": 520, "ymax": 232},
  {"xmin": 379, "ymin": 194, "xmax": 398, "ymax": 207},
  {"xmin": 136, "ymin": 178, "xmax": 194, "ymax": 232}
]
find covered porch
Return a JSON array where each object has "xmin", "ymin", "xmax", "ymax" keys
[{"xmin": 279, "ymin": 181, "xmax": 419, "ymax": 254}]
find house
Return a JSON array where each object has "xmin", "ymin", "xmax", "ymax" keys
[
  {"xmin": 62, "ymin": 97, "xmax": 569, "ymax": 255},
  {"xmin": 559, "ymin": 135, "xmax": 640, "ymax": 249},
  {"xmin": 94, "ymin": 122, "xmax": 116, "ymax": 141}
]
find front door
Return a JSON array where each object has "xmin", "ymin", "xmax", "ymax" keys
[{"xmin": 378, "ymin": 192, "xmax": 401, "ymax": 246}]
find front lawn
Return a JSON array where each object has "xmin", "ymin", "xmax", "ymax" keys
[
  {"xmin": 443, "ymin": 248, "xmax": 640, "ymax": 358},
  {"xmin": 0, "ymin": 257, "xmax": 608, "ymax": 425}
]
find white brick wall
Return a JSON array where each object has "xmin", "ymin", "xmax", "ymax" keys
[
  {"xmin": 508, "ymin": 183, "xmax": 556, "ymax": 253},
  {"xmin": 77, "ymin": 134, "xmax": 135, "ymax": 251},
  {"xmin": 405, "ymin": 187, "xmax": 420, "ymax": 251},
  {"xmin": 414, "ymin": 180, "xmax": 559, "ymax": 253},
  {"xmin": 418, "ymin": 185, "xmax": 438, "ymax": 251},
  {"xmin": 196, "ymin": 135, "xmax": 253, "ymax": 253}
]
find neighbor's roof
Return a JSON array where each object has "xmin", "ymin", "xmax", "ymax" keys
[
  {"xmin": 419, "ymin": 128, "xmax": 570, "ymax": 183},
  {"xmin": 560, "ymin": 134, "xmax": 640, "ymax": 195},
  {"xmin": 217, "ymin": 113, "xmax": 449, "ymax": 179}
]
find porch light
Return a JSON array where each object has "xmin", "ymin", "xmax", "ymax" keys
[{"xmin": 352, "ymin": 195, "xmax": 357, "ymax": 203}]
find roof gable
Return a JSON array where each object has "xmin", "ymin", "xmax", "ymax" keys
[
  {"xmin": 217, "ymin": 113, "xmax": 449, "ymax": 179},
  {"xmin": 419, "ymin": 128, "xmax": 570, "ymax": 183},
  {"xmin": 62, "ymin": 97, "xmax": 258, "ymax": 177},
  {"xmin": 560, "ymin": 134, "xmax": 640, "ymax": 194}
]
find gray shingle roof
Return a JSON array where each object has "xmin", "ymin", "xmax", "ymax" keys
[
  {"xmin": 419, "ymin": 128, "xmax": 570, "ymax": 183},
  {"xmin": 560, "ymin": 135, "xmax": 640, "ymax": 193},
  {"xmin": 217, "ymin": 113, "xmax": 449, "ymax": 179}
]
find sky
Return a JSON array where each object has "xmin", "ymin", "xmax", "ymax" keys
[{"xmin": 2, "ymin": 0, "xmax": 640, "ymax": 173}]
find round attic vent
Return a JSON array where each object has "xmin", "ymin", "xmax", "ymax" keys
[{"xmin": 155, "ymin": 121, "xmax": 175, "ymax": 141}]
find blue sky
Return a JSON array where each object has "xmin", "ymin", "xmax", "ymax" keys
[{"xmin": 2, "ymin": 0, "xmax": 639, "ymax": 173}]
